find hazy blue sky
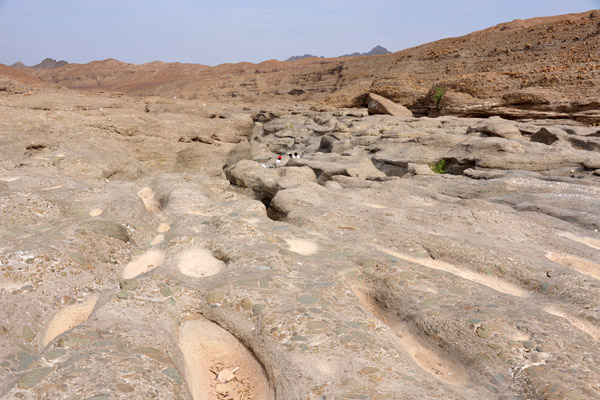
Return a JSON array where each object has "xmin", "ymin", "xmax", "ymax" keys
[{"xmin": 1, "ymin": 0, "xmax": 599, "ymax": 66}]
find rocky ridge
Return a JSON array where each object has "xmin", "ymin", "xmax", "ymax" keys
[
  {"xmin": 286, "ymin": 45, "xmax": 391, "ymax": 61},
  {"xmin": 6, "ymin": 10, "xmax": 600, "ymax": 122}
]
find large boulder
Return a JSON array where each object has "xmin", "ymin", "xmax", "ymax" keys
[
  {"xmin": 288, "ymin": 154, "xmax": 386, "ymax": 182},
  {"xmin": 225, "ymin": 159, "xmax": 317, "ymax": 200},
  {"xmin": 366, "ymin": 93, "xmax": 413, "ymax": 117},
  {"xmin": 467, "ymin": 119, "xmax": 522, "ymax": 140}
]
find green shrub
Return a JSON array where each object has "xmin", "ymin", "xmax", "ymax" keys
[
  {"xmin": 432, "ymin": 87, "xmax": 445, "ymax": 112},
  {"xmin": 431, "ymin": 159, "xmax": 446, "ymax": 174}
]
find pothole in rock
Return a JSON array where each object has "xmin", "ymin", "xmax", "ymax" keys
[
  {"xmin": 353, "ymin": 286, "xmax": 470, "ymax": 386},
  {"xmin": 177, "ymin": 247, "xmax": 225, "ymax": 278},
  {"xmin": 178, "ymin": 316, "xmax": 274, "ymax": 400},
  {"xmin": 122, "ymin": 248, "xmax": 165, "ymax": 279},
  {"xmin": 43, "ymin": 296, "xmax": 98, "ymax": 346}
]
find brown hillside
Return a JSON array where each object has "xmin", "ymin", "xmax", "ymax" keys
[{"xmin": 24, "ymin": 9, "xmax": 600, "ymax": 121}]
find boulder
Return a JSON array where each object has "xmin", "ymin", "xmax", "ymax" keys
[
  {"xmin": 288, "ymin": 154, "xmax": 386, "ymax": 182},
  {"xmin": 407, "ymin": 163, "xmax": 435, "ymax": 176},
  {"xmin": 366, "ymin": 93, "xmax": 413, "ymax": 117},
  {"xmin": 467, "ymin": 120, "xmax": 522, "ymax": 139},
  {"xmin": 530, "ymin": 127, "xmax": 567, "ymax": 145},
  {"xmin": 225, "ymin": 159, "xmax": 317, "ymax": 200}
]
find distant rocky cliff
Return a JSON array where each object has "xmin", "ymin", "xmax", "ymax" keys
[
  {"xmin": 286, "ymin": 45, "xmax": 390, "ymax": 61},
  {"xmin": 10, "ymin": 58, "xmax": 68, "ymax": 70}
]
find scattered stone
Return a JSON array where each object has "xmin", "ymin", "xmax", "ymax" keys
[
  {"xmin": 252, "ymin": 304, "xmax": 266, "ymax": 316},
  {"xmin": 241, "ymin": 298, "xmax": 254, "ymax": 311},
  {"xmin": 17, "ymin": 367, "xmax": 54, "ymax": 389},
  {"xmin": 217, "ymin": 367, "xmax": 239, "ymax": 383},
  {"xmin": 115, "ymin": 383, "xmax": 134, "ymax": 393},
  {"xmin": 476, "ymin": 324, "xmax": 494, "ymax": 339},
  {"xmin": 22, "ymin": 326, "xmax": 35, "ymax": 342},
  {"xmin": 205, "ymin": 291, "xmax": 225, "ymax": 304},
  {"xmin": 119, "ymin": 279, "xmax": 138, "ymax": 290}
]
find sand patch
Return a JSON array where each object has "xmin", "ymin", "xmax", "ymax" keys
[
  {"xmin": 178, "ymin": 317, "xmax": 273, "ymax": 400},
  {"xmin": 41, "ymin": 185, "xmax": 64, "ymax": 191},
  {"xmin": 177, "ymin": 248, "xmax": 224, "ymax": 278},
  {"xmin": 89, "ymin": 208, "xmax": 103, "ymax": 217},
  {"xmin": 558, "ymin": 232, "xmax": 600, "ymax": 251},
  {"xmin": 0, "ymin": 276, "xmax": 21, "ymax": 290},
  {"xmin": 354, "ymin": 287, "xmax": 469, "ymax": 385},
  {"xmin": 0, "ymin": 176, "xmax": 21, "ymax": 182},
  {"xmin": 137, "ymin": 186, "xmax": 162, "ymax": 213},
  {"xmin": 43, "ymin": 296, "xmax": 98, "ymax": 346},
  {"xmin": 285, "ymin": 238, "xmax": 318, "ymax": 256},
  {"xmin": 378, "ymin": 246, "xmax": 529, "ymax": 298},
  {"xmin": 366, "ymin": 203, "xmax": 386, "ymax": 209},
  {"xmin": 151, "ymin": 234, "xmax": 165, "ymax": 246},
  {"xmin": 122, "ymin": 248, "xmax": 165, "ymax": 279},
  {"xmin": 544, "ymin": 306, "xmax": 600, "ymax": 343},
  {"xmin": 546, "ymin": 251, "xmax": 600, "ymax": 281},
  {"xmin": 157, "ymin": 223, "xmax": 171, "ymax": 233}
]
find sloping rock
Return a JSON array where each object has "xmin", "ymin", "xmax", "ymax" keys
[
  {"xmin": 366, "ymin": 93, "xmax": 413, "ymax": 117},
  {"xmin": 446, "ymin": 136, "xmax": 595, "ymax": 172}
]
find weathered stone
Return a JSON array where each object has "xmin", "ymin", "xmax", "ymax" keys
[
  {"xmin": 467, "ymin": 119, "xmax": 522, "ymax": 139},
  {"xmin": 366, "ymin": 93, "xmax": 413, "ymax": 117},
  {"xmin": 17, "ymin": 367, "xmax": 54, "ymax": 389},
  {"xmin": 22, "ymin": 326, "xmax": 35, "ymax": 343},
  {"xmin": 119, "ymin": 279, "xmax": 138, "ymax": 290},
  {"xmin": 205, "ymin": 291, "xmax": 225, "ymax": 304}
]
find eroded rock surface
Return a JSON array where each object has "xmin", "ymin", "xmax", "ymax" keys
[{"xmin": 1, "ymin": 81, "xmax": 600, "ymax": 400}]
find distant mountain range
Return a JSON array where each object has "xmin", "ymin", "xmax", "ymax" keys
[
  {"xmin": 10, "ymin": 58, "xmax": 68, "ymax": 70},
  {"xmin": 286, "ymin": 45, "xmax": 391, "ymax": 61}
]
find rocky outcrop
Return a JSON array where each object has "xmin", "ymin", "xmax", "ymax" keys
[{"xmin": 31, "ymin": 58, "xmax": 68, "ymax": 70}]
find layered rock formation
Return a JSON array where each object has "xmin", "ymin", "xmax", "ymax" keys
[{"xmin": 7, "ymin": 10, "xmax": 600, "ymax": 121}]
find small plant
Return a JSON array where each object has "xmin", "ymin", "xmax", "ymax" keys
[
  {"xmin": 432, "ymin": 86, "xmax": 445, "ymax": 112},
  {"xmin": 431, "ymin": 159, "xmax": 447, "ymax": 174}
]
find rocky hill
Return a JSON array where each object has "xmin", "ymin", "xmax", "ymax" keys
[
  {"xmin": 5, "ymin": 10, "xmax": 596, "ymax": 122},
  {"xmin": 31, "ymin": 58, "xmax": 69, "ymax": 70},
  {"xmin": 286, "ymin": 45, "xmax": 390, "ymax": 61},
  {"xmin": 285, "ymin": 54, "xmax": 323, "ymax": 62},
  {"xmin": 7, "ymin": 10, "xmax": 599, "ymax": 122},
  {"xmin": 340, "ymin": 45, "xmax": 391, "ymax": 57}
]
